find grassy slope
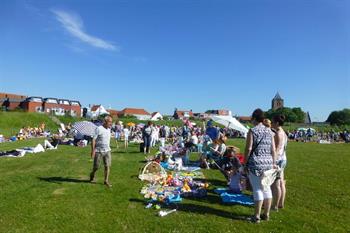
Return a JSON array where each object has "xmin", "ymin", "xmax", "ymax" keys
[
  {"xmin": 0, "ymin": 139, "xmax": 349, "ymax": 233},
  {"xmin": 0, "ymin": 112, "xmax": 57, "ymax": 137},
  {"xmin": 0, "ymin": 112, "xmax": 82, "ymax": 137}
]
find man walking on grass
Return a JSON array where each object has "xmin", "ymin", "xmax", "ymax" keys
[{"xmin": 90, "ymin": 115, "xmax": 113, "ymax": 188}]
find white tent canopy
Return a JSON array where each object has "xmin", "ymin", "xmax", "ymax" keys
[
  {"xmin": 93, "ymin": 105, "xmax": 109, "ymax": 116},
  {"xmin": 210, "ymin": 115, "xmax": 249, "ymax": 136},
  {"xmin": 87, "ymin": 105, "xmax": 109, "ymax": 119}
]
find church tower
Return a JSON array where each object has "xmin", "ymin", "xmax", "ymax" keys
[{"xmin": 272, "ymin": 92, "xmax": 284, "ymax": 110}]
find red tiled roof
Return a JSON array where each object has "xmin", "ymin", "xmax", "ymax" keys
[
  {"xmin": 218, "ymin": 110, "xmax": 230, "ymax": 116},
  {"xmin": 122, "ymin": 108, "xmax": 150, "ymax": 115},
  {"xmin": 0, "ymin": 92, "xmax": 27, "ymax": 100},
  {"xmin": 91, "ymin": 105, "xmax": 101, "ymax": 111},
  {"xmin": 238, "ymin": 116, "xmax": 252, "ymax": 121},
  {"xmin": 176, "ymin": 110, "xmax": 193, "ymax": 117},
  {"xmin": 107, "ymin": 109, "xmax": 121, "ymax": 116}
]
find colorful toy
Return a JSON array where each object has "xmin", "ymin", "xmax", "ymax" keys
[
  {"xmin": 181, "ymin": 179, "xmax": 192, "ymax": 192},
  {"xmin": 166, "ymin": 174, "xmax": 173, "ymax": 186}
]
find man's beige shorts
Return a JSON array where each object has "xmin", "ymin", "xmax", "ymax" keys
[{"xmin": 93, "ymin": 151, "xmax": 111, "ymax": 169}]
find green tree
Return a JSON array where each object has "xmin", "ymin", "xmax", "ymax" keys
[
  {"xmin": 326, "ymin": 109, "xmax": 350, "ymax": 125},
  {"xmin": 265, "ymin": 107, "xmax": 306, "ymax": 123}
]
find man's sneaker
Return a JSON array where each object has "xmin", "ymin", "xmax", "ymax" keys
[
  {"xmin": 104, "ymin": 182, "xmax": 112, "ymax": 188},
  {"xmin": 89, "ymin": 173, "xmax": 96, "ymax": 183}
]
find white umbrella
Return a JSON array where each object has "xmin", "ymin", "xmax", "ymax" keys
[
  {"xmin": 211, "ymin": 115, "xmax": 249, "ymax": 135},
  {"xmin": 72, "ymin": 121, "xmax": 98, "ymax": 137}
]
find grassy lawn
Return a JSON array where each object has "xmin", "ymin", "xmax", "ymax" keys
[{"xmin": 0, "ymin": 139, "xmax": 349, "ymax": 233}]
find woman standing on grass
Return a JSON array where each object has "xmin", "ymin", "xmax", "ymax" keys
[
  {"xmin": 271, "ymin": 114, "xmax": 288, "ymax": 210},
  {"xmin": 123, "ymin": 126, "xmax": 130, "ymax": 151},
  {"xmin": 244, "ymin": 108, "xmax": 276, "ymax": 223},
  {"xmin": 142, "ymin": 121, "xmax": 153, "ymax": 154}
]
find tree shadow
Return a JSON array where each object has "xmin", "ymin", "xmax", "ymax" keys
[{"xmin": 38, "ymin": 177, "xmax": 90, "ymax": 184}]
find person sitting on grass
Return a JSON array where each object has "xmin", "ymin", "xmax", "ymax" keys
[
  {"xmin": 209, "ymin": 136, "xmax": 227, "ymax": 161},
  {"xmin": 43, "ymin": 135, "xmax": 61, "ymax": 150},
  {"xmin": 224, "ymin": 158, "xmax": 243, "ymax": 194}
]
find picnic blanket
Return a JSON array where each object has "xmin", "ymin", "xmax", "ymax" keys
[{"xmin": 214, "ymin": 188, "xmax": 254, "ymax": 206}]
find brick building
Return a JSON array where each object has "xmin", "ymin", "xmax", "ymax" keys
[
  {"xmin": 1, "ymin": 92, "xmax": 81, "ymax": 117},
  {"xmin": 22, "ymin": 97, "xmax": 44, "ymax": 113},
  {"xmin": 0, "ymin": 93, "xmax": 27, "ymax": 110}
]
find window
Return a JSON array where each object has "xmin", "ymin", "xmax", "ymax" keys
[
  {"xmin": 45, "ymin": 99, "xmax": 58, "ymax": 104},
  {"xmin": 59, "ymin": 100, "xmax": 70, "ymax": 105},
  {"xmin": 30, "ymin": 97, "xmax": 42, "ymax": 103}
]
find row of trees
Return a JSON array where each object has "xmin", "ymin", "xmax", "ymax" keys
[{"xmin": 264, "ymin": 107, "xmax": 350, "ymax": 127}]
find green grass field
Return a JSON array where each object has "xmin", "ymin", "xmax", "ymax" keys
[{"xmin": 0, "ymin": 138, "xmax": 349, "ymax": 233}]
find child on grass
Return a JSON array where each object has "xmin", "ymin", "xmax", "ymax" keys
[{"xmin": 224, "ymin": 155, "xmax": 243, "ymax": 194}]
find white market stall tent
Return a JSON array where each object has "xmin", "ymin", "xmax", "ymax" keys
[{"xmin": 210, "ymin": 115, "xmax": 249, "ymax": 137}]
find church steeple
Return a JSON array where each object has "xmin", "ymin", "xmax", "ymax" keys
[
  {"xmin": 272, "ymin": 92, "xmax": 284, "ymax": 110},
  {"xmin": 273, "ymin": 92, "xmax": 282, "ymax": 100}
]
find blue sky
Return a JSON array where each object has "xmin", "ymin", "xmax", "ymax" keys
[{"xmin": 0, "ymin": 0, "xmax": 349, "ymax": 121}]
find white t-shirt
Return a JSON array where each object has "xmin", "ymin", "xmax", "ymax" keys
[
  {"xmin": 277, "ymin": 133, "xmax": 288, "ymax": 161},
  {"xmin": 93, "ymin": 126, "xmax": 111, "ymax": 152},
  {"xmin": 123, "ymin": 128, "xmax": 130, "ymax": 138},
  {"xmin": 190, "ymin": 135, "xmax": 199, "ymax": 145}
]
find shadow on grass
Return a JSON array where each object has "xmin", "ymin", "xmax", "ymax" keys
[
  {"xmin": 129, "ymin": 198, "xmax": 250, "ymax": 221},
  {"xmin": 112, "ymin": 150, "xmax": 141, "ymax": 154},
  {"xmin": 205, "ymin": 179, "xmax": 228, "ymax": 187},
  {"xmin": 38, "ymin": 177, "xmax": 90, "ymax": 184}
]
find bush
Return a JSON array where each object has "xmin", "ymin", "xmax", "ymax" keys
[
  {"xmin": 326, "ymin": 109, "xmax": 350, "ymax": 125},
  {"xmin": 265, "ymin": 107, "xmax": 306, "ymax": 123}
]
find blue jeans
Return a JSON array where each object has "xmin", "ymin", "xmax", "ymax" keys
[{"xmin": 143, "ymin": 135, "xmax": 151, "ymax": 148}]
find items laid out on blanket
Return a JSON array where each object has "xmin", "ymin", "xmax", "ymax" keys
[
  {"xmin": 1, "ymin": 143, "xmax": 47, "ymax": 158},
  {"xmin": 139, "ymin": 159, "xmax": 209, "ymax": 212},
  {"xmin": 214, "ymin": 188, "xmax": 254, "ymax": 206},
  {"xmin": 138, "ymin": 139, "xmax": 254, "ymax": 216}
]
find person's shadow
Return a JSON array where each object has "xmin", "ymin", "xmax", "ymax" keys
[
  {"xmin": 38, "ymin": 177, "xmax": 90, "ymax": 184},
  {"xmin": 128, "ymin": 198, "xmax": 250, "ymax": 221}
]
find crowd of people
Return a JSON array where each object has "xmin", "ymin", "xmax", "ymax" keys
[
  {"xmin": 0, "ymin": 123, "xmax": 49, "ymax": 143},
  {"xmin": 4, "ymin": 111, "xmax": 350, "ymax": 224},
  {"xmin": 286, "ymin": 128, "xmax": 350, "ymax": 143},
  {"xmin": 111, "ymin": 111, "xmax": 287, "ymax": 223}
]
